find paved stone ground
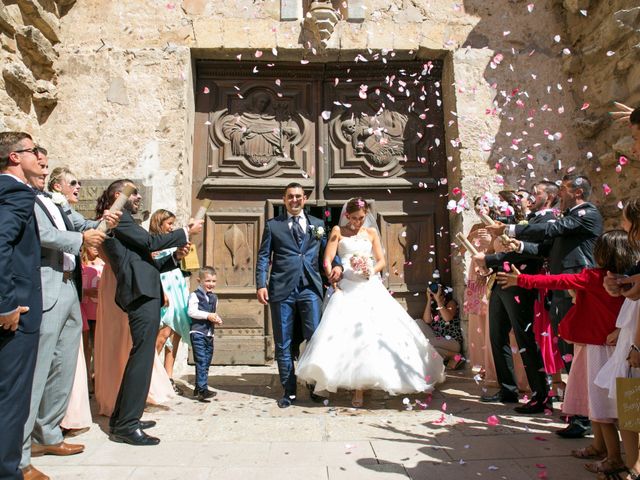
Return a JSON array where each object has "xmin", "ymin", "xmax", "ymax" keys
[{"xmin": 34, "ymin": 366, "xmax": 592, "ymax": 479}]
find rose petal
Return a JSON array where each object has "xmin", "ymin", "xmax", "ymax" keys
[{"xmin": 487, "ymin": 415, "xmax": 500, "ymax": 426}]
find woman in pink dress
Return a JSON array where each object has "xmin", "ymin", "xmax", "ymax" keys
[{"xmin": 94, "ymin": 257, "xmax": 175, "ymax": 417}]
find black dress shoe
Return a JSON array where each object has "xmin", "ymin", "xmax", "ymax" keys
[
  {"xmin": 556, "ymin": 420, "xmax": 592, "ymax": 438},
  {"xmin": 109, "ymin": 428, "xmax": 160, "ymax": 446},
  {"xmin": 480, "ymin": 390, "xmax": 519, "ymax": 403},
  {"xmin": 514, "ymin": 399, "xmax": 553, "ymax": 414},
  {"xmin": 277, "ymin": 395, "xmax": 295, "ymax": 408},
  {"xmin": 139, "ymin": 420, "xmax": 156, "ymax": 430}
]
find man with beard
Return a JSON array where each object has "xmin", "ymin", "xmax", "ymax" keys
[{"xmin": 98, "ymin": 180, "xmax": 203, "ymax": 445}]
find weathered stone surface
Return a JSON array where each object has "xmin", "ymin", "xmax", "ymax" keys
[
  {"xmin": 106, "ymin": 77, "xmax": 129, "ymax": 105},
  {"xmin": 0, "ymin": 5, "xmax": 17, "ymax": 36},
  {"xmin": 33, "ymin": 79, "xmax": 58, "ymax": 106},
  {"xmin": 2, "ymin": 61, "xmax": 37, "ymax": 92},
  {"xmin": 181, "ymin": 0, "xmax": 207, "ymax": 16},
  {"xmin": 563, "ymin": 0, "xmax": 590, "ymax": 14},
  {"xmin": 15, "ymin": 26, "xmax": 58, "ymax": 71},
  {"xmin": 573, "ymin": 115, "xmax": 604, "ymax": 139},
  {"xmin": 16, "ymin": 0, "xmax": 61, "ymax": 43}
]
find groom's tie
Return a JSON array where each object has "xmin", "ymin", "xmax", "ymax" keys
[{"xmin": 292, "ymin": 216, "xmax": 304, "ymax": 248}]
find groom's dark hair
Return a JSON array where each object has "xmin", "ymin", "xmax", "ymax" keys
[{"xmin": 285, "ymin": 182, "xmax": 304, "ymax": 193}]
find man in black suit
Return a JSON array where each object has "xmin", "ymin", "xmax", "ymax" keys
[
  {"xmin": 99, "ymin": 179, "xmax": 203, "ymax": 446},
  {"xmin": 488, "ymin": 174, "xmax": 603, "ymax": 435},
  {"xmin": 474, "ymin": 182, "xmax": 558, "ymax": 414},
  {"xmin": 0, "ymin": 132, "xmax": 45, "ymax": 480}
]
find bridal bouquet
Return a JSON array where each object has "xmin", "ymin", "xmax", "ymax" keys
[{"xmin": 349, "ymin": 253, "xmax": 374, "ymax": 279}]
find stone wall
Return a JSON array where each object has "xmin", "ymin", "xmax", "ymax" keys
[{"xmin": 560, "ymin": 0, "xmax": 639, "ymax": 225}]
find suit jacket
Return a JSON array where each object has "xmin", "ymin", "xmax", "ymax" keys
[
  {"xmin": 102, "ymin": 210, "xmax": 187, "ymax": 311},
  {"xmin": 0, "ymin": 175, "xmax": 42, "ymax": 333},
  {"xmin": 34, "ymin": 196, "xmax": 99, "ymax": 311},
  {"xmin": 256, "ymin": 214, "xmax": 326, "ymax": 303},
  {"xmin": 514, "ymin": 202, "xmax": 603, "ymax": 274},
  {"xmin": 485, "ymin": 209, "xmax": 557, "ymax": 274}
]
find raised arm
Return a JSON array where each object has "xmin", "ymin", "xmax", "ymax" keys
[
  {"xmin": 34, "ymin": 202, "xmax": 84, "ymax": 255},
  {"xmin": 517, "ymin": 269, "xmax": 591, "ymax": 291},
  {"xmin": 114, "ymin": 211, "xmax": 187, "ymax": 253}
]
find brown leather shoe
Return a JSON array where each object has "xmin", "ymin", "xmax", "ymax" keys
[
  {"xmin": 22, "ymin": 465, "xmax": 50, "ymax": 480},
  {"xmin": 31, "ymin": 441, "xmax": 84, "ymax": 457}
]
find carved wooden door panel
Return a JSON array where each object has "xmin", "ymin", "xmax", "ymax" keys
[{"xmin": 193, "ymin": 61, "xmax": 448, "ymax": 365}]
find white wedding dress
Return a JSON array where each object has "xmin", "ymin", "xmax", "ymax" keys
[{"xmin": 297, "ymin": 233, "xmax": 446, "ymax": 395}]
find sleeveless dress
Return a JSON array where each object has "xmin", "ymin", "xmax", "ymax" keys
[
  {"xmin": 156, "ymin": 248, "xmax": 191, "ymax": 347},
  {"xmin": 297, "ymin": 233, "xmax": 446, "ymax": 395}
]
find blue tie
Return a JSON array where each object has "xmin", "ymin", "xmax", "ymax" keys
[{"xmin": 292, "ymin": 216, "xmax": 304, "ymax": 247}]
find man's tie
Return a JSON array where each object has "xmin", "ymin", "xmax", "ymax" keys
[{"xmin": 292, "ymin": 216, "xmax": 304, "ymax": 247}]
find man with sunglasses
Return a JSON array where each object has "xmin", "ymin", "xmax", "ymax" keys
[
  {"xmin": 0, "ymin": 132, "xmax": 44, "ymax": 480},
  {"xmin": 18, "ymin": 150, "xmax": 120, "ymax": 479}
]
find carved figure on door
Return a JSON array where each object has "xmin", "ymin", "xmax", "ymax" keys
[{"xmin": 222, "ymin": 92, "xmax": 299, "ymax": 166}]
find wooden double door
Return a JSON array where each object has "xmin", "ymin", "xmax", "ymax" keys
[{"xmin": 192, "ymin": 60, "xmax": 450, "ymax": 365}]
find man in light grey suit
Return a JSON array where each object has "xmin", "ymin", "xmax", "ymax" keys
[{"xmin": 19, "ymin": 153, "xmax": 119, "ymax": 478}]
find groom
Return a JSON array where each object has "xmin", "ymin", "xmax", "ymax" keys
[{"xmin": 256, "ymin": 183, "xmax": 341, "ymax": 408}]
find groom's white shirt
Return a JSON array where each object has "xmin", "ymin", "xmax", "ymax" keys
[{"xmin": 286, "ymin": 212, "xmax": 307, "ymax": 232}]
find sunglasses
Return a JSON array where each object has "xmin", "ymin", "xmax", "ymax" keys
[
  {"xmin": 69, "ymin": 180, "xmax": 82, "ymax": 187},
  {"xmin": 13, "ymin": 147, "xmax": 41, "ymax": 156}
]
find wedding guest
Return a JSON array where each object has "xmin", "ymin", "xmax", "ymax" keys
[
  {"xmin": 597, "ymin": 199, "xmax": 640, "ymax": 479},
  {"xmin": 21, "ymin": 160, "xmax": 116, "ymax": 472},
  {"xmin": 150, "ymin": 209, "xmax": 192, "ymax": 394},
  {"xmin": 498, "ymin": 229, "xmax": 638, "ymax": 475},
  {"xmin": 79, "ymin": 246, "xmax": 104, "ymax": 390},
  {"xmin": 486, "ymin": 174, "xmax": 603, "ymax": 436},
  {"xmin": 99, "ymin": 179, "xmax": 202, "ymax": 445},
  {"xmin": 187, "ymin": 267, "xmax": 223, "ymax": 402},
  {"xmin": 93, "ymin": 255, "xmax": 175, "ymax": 418},
  {"xmin": 474, "ymin": 190, "xmax": 550, "ymax": 414},
  {"xmin": 416, "ymin": 284, "xmax": 464, "ymax": 369},
  {"xmin": 0, "ymin": 132, "xmax": 44, "ymax": 480},
  {"xmin": 464, "ymin": 198, "xmax": 496, "ymax": 381}
]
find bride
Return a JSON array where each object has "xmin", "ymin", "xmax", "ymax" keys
[{"xmin": 297, "ymin": 197, "xmax": 445, "ymax": 407}]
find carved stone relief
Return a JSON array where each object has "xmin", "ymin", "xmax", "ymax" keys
[{"xmin": 221, "ymin": 91, "xmax": 301, "ymax": 168}]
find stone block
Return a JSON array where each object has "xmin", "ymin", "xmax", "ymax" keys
[
  {"xmin": 15, "ymin": 26, "xmax": 58, "ymax": 69},
  {"xmin": 107, "ymin": 77, "xmax": 129, "ymax": 105},
  {"xmin": 182, "ymin": 0, "xmax": 207, "ymax": 16},
  {"xmin": 16, "ymin": 0, "xmax": 61, "ymax": 43},
  {"xmin": 338, "ymin": 22, "xmax": 366, "ymax": 51},
  {"xmin": 2, "ymin": 61, "xmax": 37, "ymax": 92},
  {"xmin": 1, "ymin": 33, "xmax": 17, "ymax": 53},
  {"xmin": 392, "ymin": 23, "xmax": 420, "ymax": 51},
  {"xmin": 365, "ymin": 21, "xmax": 396, "ymax": 50},
  {"xmin": 280, "ymin": 0, "xmax": 300, "ymax": 21},
  {"xmin": 0, "ymin": 5, "xmax": 17, "ymax": 36},
  {"xmin": 347, "ymin": 0, "xmax": 365, "ymax": 22},
  {"xmin": 220, "ymin": 18, "xmax": 252, "ymax": 49},
  {"xmin": 419, "ymin": 23, "xmax": 448, "ymax": 51}
]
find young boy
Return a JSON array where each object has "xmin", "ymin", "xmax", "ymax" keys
[{"xmin": 187, "ymin": 266, "xmax": 223, "ymax": 402}]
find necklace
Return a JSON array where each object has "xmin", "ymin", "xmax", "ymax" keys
[{"xmin": 349, "ymin": 223, "xmax": 357, "ymax": 231}]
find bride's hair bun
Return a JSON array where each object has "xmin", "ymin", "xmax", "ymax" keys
[{"xmin": 345, "ymin": 197, "xmax": 369, "ymax": 214}]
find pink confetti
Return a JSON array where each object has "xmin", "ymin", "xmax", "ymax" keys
[
  {"xmin": 603, "ymin": 184, "xmax": 612, "ymax": 196},
  {"xmin": 452, "ymin": 187, "xmax": 461, "ymax": 195},
  {"xmin": 606, "ymin": 51, "xmax": 616, "ymax": 56},
  {"xmin": 619, "ymin": 156, "xmax": 628, "ymax": 165},
  {"xmin": 442, "ymin": 402, "xmax": 447, "ymax": 412},
  {"xmin": 203, "ymin": 86, "xmax": 209, "ymax": 94},
  {"xmin": 254, "ymin": 50, "xmax": 263, "ymax": 58},
  {"xmin": 503, "ymin": 262, "xmax": 511, "ymax": 272},
  {"xmin": 538, "ymin": 472, "xmax": 548, "ymax": 479},
  {"xmin": 527, "ymin": 3, "xmax": 534, "ymax": 12},
  {"xmin": 487, "ymin": 415, "xmax": 500, "ymax": 426},
  {"xmin": 514, "ymin": 295, "xmax": 520, "ymax": 304},
  {"xmin": 300, "ymin": 59, "xmax": 309, "ymax": 64},
  {"xmin": 580, "ymin": 103, "xmax": 590, "ymax": 110},
  {"xmin": 562, "ymin": 353, "xmax": 573, "ymax": 363}
]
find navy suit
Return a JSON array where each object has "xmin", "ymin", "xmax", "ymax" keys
[
  {"xmin": 256, "ymin": 213, "xmax": 325, "ymax": 396},
  {"xmin": 514, "ymin": 202, "xmax": 603, "ymax": 369},
  {"xmin": 102, "ymin": 209, "xmax": 187, "ymax": 434},
  {"xmin": 0, "ymin": 175, "xmax": 41, "ymax": 480}
]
